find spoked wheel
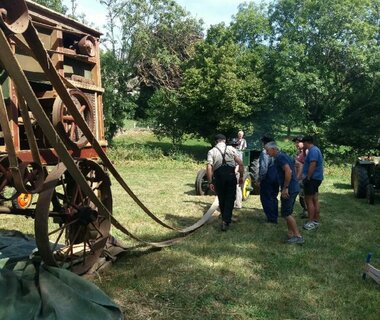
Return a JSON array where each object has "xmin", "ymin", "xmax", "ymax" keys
[
  {"xmin": 34, "ymin": 159, "xmax": 112, "ymax": 274},
  {"xmin": 52, "ymin": 89, "xmax": 95, "ymax": 149}
]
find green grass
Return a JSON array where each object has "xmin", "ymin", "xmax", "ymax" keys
[
  {"xmin": 2, "ymin": 131, "xmax": 380, "ymax": 319},
  {"xmin": 111, "ymin": 131, "xmax": 210, "ymax": 163},
  {"xmin": 95, "ymin": 163, "xmax": 380, "ymax": 320},
  {"xmin": 89, "ymin": 132, "xmax": 380, "ymax": 320}
]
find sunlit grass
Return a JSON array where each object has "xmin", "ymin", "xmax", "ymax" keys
[
  {"xmin": 94, "ymin": 155, "xmax": 380, "ymax": 320},
  {"xmin": 1, "ymin": 131, "xmax": 379, "ymax": 319}
]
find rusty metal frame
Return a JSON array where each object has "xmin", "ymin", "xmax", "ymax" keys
[{"xmin": 0, "ymin": 1, "xmax": 216, "ymax": 259}]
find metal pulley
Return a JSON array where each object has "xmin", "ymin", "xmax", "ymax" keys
[
  {"xmin": 0, "ymin": 0, "xmax": 30, "ymax": 34},
  {"xmin": 78, "ymin": 35, "xmax": 96, "ymax": 57},
  {"xmin": 52, "ymin": 89, "xmax": 95, "ymax": 149}
]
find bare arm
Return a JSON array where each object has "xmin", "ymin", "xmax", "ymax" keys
[
  {"xmin": 295, "ymin": 160, "xmax": 303, "ymax": 180},
  {"xmin": 234, "ymin": 155, "xmax": 244, "ymax": 186},
  {"xmin": 206, "ymin": 163, "xmax": 213, "ymax": 184},
  {"xmin": 306, "ymin": 161, "xmax": 317, "ymax": 179},
  {"xmin": 281, "ymin": 164, "xmax": 292, "ymax": 198},
  {"xmin": 206, "ymin": 163, "xmax": 216, "ymax": 192}
]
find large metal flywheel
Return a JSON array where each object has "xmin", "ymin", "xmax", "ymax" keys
[
  {"xmin": 52, "ymin": 89, "xmax": 95, "ymax": 149},
  {"xmin": 34, "ymin": 159, "xmax": 112, "ymax": 274}
]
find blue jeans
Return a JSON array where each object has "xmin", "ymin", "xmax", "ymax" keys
[{"xmin": 260, "ymin": 179, "xmax": 279, "ymax": 222}]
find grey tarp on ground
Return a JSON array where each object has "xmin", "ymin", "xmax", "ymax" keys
[{"xmin": 0, "ymin": 231, "xmax": 123, "ymax": 320}]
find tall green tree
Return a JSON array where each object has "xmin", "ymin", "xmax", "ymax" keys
[
  {"xmin": 179, "ymin": 23, "xmax": 264, "ymax": 142},
  {"xmin": 147, "ymin": 88, "xmax": 186, "ymax": 145},
  {"xmin": 99, "ymin": 0, "xmax": 203, "ymax": 141},
  {"xmin": 329, "ymin": 76, "xmax": 380, "ymax": 151},
  {"xmin": 230, "ymin": 2, "xmax": 273, "ymax": 137},
  {"xmin": 101, "ymin": 51, "xmax": 138, "ymax": 141},
  {"xmin": 267, "ymin": 0, "xmax": 380, "ymax": 145}
]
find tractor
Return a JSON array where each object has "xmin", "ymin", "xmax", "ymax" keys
[{"xmin": 351, "ymin": 141, "xmax": 380, "ymax": 204}]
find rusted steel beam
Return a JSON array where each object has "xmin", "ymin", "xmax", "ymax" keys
[{"xmin": 16, "ymin": 147, "xmax": 106, "ymax": 165}]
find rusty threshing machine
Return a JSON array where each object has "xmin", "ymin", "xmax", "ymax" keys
[{"xmin": 0, "ymin": 0, "xmax": 210, "ymax": 274}]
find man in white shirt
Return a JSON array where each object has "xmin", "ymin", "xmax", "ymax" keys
[{"xmin": 207, "ymin": 134, "xmax": 244, "ymax": 231}]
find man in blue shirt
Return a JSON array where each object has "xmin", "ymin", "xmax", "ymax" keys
[
  {"xmin": 265, "ymin": 142, "xmax": 304, "ymax": 244},
  {"xmin": 301, "ymin": 136, "xmax": 324, "ymax": 231}
]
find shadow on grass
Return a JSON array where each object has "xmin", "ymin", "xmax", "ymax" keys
[
  {"xmin": 184, "ymin": 188, "xmax": 215, "ymax": 196},
  {"xmin": 163, "ymin": 213, "xmax": 205, "ymax": 227},
  {"xmin": 118, "ymin": 246, "xmax": 163, "ymax": 259},
  {"xmin": 113, "ymin": 140, "xmax": 210, "ymax": 162},
  {"xmin": 102, "ymin": 189, "xmax": 380, "ymax": 320},
  {"xmin": 333, "ymin": 182, "xmax": 352, "ymax": 190},
  {"xmin": 0, "ymin": 228, "xmax": 34, "ymax": 239}
]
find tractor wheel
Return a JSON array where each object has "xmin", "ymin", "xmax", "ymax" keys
[
  {"xmin": 195, "ymin": 169, "xmax": 213, "ymax": 196},
  {"xmin": 353, "ymin": 165, "xmax": 369, "ymax": 198},
  {"xmin": 249, "ymin": 158, "xmax": 260, "ymax": 195},
  {"xmin": 367, "ymin": 184, "xmax": 375, "ymax": 205},
  {"xmin": 242, "ymin": 173, "xmax": 253, "ymax": 201},
  {"xmin": 350, "ymin": 165, "xmax": 355, "ymax": 188}
]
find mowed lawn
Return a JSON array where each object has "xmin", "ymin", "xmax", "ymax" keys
[
  {"xmin": 92, "ymin": 133, "xmax": 380, "ymax": 320},
  {"xmin": 1, "ymin": 132, "xmax": 378, "ymax": 319}
]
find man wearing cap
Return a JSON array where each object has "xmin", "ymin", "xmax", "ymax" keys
[
  {"xmin": 301, "ymin": 136, "xmax": 324, "ymax": 231},
  {"xmin": 207, "ymin": 134, "xmax": 244, "ymax": 231},
  {"xmin": 259, "ymin": 136, "xmax": 279, "ymax": 223},
  {"xmin": 265, "ymin": 142, "xmax": 304, "ymax": 244}
]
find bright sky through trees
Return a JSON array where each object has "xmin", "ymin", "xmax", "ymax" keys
[{"xmin": 61, "ymin": 0, "xmax": 244, "ymax": 31}]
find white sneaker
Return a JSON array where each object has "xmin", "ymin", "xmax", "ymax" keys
[
  {"xmin": 312, "ymin": 220, "xmax": 320, "ymax": 227},
  {"xmin": 303, "ymin": 221, "xmax": 316, "ymax": 230}
]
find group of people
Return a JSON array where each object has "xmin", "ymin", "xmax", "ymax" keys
[{"xmin": 206, "ymin": 131, "xmax": 324, "ymax": 244}]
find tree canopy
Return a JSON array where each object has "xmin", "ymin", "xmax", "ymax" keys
[
  {"xmin": 33, "ymin": 0, "xmax": 66, "ymax": 13},
  {"xmin": 35, "ymin": 0, "xmax": 380, "ymax": 153},
  {"xmin": 99, "ymin": 0, "xmax": 203, "ymax": 140},
  {"xmin": 266, "ymin": 0, "xmax": 380, "ymax": 150}
]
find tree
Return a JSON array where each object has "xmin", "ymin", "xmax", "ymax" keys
[
  {"xmin": 327, "ymin": 72, "xmax": 380, "ymax": 151},
  {"xmin": 99, "ymin": 0, "xmax": 203, "ymax": 141},
  {"xmin": 101, "ymin": 51, "xmax": 137, "ymax": 141},
  {"xmin": 267, "ymin": 0, "xmax": 380, "ymax": 144},
  {"xmin": 230, "ymin": 2, "xmax": 274, "ymax": 138},
  {"xmin": 179, "ymin": 23, "xmax": 264, "ymax": 142},
  {"xmin": 147, "ymin": 89, "xmax": 186, "ymax": 145},
  {"xmin": 33, "ymin": 0, "xmax": 66, "ymax": 13}
]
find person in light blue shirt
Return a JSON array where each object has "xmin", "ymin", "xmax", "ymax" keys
[{"xmin": 301, "ymin": 136, "xmax": 324, "ymax": 231}]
